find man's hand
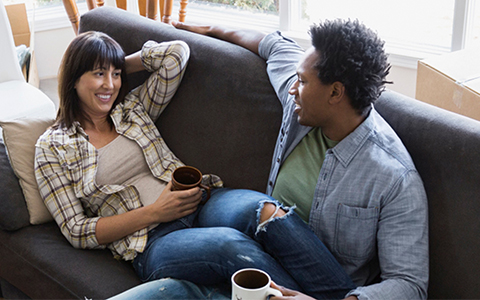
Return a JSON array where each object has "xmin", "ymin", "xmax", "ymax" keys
[
  {"xmin": 269, "ymin": 282, "xmax": 315, "ymax": 300},
  {"xmin": 269, "ymin": 282, "xmax": 358, "ymax": 300},
  {"xmin": 172, "ymin": 21, "xmax": 212, "ymax": 36},
  {"xmin": 172, "ymin": 21, "xmax": 265, "ymax": 55}
]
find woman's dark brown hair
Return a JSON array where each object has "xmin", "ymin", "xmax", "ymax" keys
[{"xmin": 55, "ymin": 31, "xmax": 128, "ymax": 129}]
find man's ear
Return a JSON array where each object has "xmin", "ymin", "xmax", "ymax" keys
[{"xmin": 329, "ymin": 82, "xmax": 345, "ymax": 104}]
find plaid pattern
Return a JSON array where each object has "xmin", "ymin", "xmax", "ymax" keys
[{"xmin": 35, "ymin": 41, "xmax": 222, "ymax": 261}]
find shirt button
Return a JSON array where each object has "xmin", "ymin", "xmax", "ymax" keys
[
  {"xmin": 277, "ymin": 158, "xmax": 281, "ymax": 163},
  {"xmin": 269, "ymin": 181, "xmax": 273, "ymax": 186}
]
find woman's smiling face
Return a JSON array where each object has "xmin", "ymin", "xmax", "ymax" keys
[{"xmin": 75, "ymin": 64, "xmax": 122, "ymax": 121}]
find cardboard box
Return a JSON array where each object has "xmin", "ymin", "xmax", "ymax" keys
[
  {"xmin": 5, "ymin": 3, "xmax": 39, "ymax": 88},
  {"xmin": 416, "ymin": 48, "xmax": 480, "ymax": 122}
]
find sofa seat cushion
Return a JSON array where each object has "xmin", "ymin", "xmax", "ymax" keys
[{"xmin": 0, "ymin": 222, "xmax": 141, "ymax": 299}]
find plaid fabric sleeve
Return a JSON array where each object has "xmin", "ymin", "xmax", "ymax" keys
[
  {"xmin": 34, "ymin": 144, "xmax": 103, "ymax": 250},
  {"xmin": 138, "ymin": 40, "xmax": 190, "ymax": 121}
]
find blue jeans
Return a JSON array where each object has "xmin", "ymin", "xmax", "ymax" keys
[
  {"xmin": 108, "ymin": 278, "xmax": 230, "ymax": 300},
  {"xmin": 132, "ymin": 188, "xmax": 355, "ymax": 299}
]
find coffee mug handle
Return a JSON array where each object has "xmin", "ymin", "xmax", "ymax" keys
[
  {"xmin": 199, "ymin": 184, "xmax": 211, "ymax": 202},
  {"xmin": 266, "ymin": 287, "xmax": 282, "ymax": 298}
]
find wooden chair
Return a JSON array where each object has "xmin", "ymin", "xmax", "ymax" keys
[{"xmin": 63, "ymin": 0, "xmax": 188, "ymax": 35}]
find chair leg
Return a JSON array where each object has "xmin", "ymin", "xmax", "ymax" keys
[
  {"xmin": 146, "ymin": 0, "xmax": 158, "ymax": 20},
  {"xmin": 162, "ymin": 0, "xmax": 173, "ymax": 24},
  {"xmin": 85, "ymin": 0, "xmax": 96, "ymax": 10},
  {"xmin": 179, "ymin": 0, "xmax": 188, "ymax": 22},
  {"xmin": 116, "ymin": 0, "xmax": 127, "ymax": 10},
  {"xmin": 159, "ymin": 0, "xmax": 165, "ymax": 20},
  {"xmin": 62, "ymin": 0, "xmax": 80, "ymax": 35},
  {"xmin": 178, "ymin": 0, "xmax": 188, "ymax": 22},
  {"xmin": 162, "ymin": 0, "xmax": 173, "ymax": 23},
  {"xmin": 138, "ymin": 0, "xmax": 146, "ymax": 17}
]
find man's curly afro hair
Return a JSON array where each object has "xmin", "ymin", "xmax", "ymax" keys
[{"xmin": 309, "ymin": 19, "xmax": 391, "ymax": 114}]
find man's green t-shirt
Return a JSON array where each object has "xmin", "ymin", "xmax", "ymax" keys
[{"xmin": 272, "ymin": 127, "xmax": 338, "ymax": 222}]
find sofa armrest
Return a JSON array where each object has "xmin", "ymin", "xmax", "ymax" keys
[{"xmin": 376, "ymin": 90, "xmax": 480, "ymax": 299}]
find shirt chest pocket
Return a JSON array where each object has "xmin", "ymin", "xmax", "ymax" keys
[{"xmin": 334, "ymin": 204, "xmax": 379, "ymax": 260}]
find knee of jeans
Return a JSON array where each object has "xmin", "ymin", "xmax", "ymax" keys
[
  {"xmin": 149, "ymin": 278, "xmax": 203, "ymax": 298},
  {"xmin": 255, "ymin": 200, "xmax": 295, "ymax": 235}
]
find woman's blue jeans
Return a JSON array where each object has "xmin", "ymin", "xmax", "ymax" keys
[{"xmin": 132, "ymin": 188, "xmax": 355, "ymax": 299}]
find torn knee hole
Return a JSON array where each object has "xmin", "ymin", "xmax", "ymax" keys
[{"xmin": 259, "ymin": 203, "xmax": 286, "ymax": 223}]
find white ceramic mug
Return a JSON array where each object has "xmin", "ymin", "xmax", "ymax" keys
[{"xmin": 231, "ymin": 268, "xmax": 282, "ymax": 300}]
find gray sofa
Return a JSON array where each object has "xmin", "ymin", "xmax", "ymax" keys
[{"xmin": 1, "ymin": 6, "xmax": 480, "ymax": 300}]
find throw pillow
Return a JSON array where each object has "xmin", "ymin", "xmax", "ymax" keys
[{"xmin": 0, "ymin": 117, "xmax": 55, "ymax": 224}]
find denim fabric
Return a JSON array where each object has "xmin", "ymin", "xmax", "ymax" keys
[
  {"xmin": 108, "ymin": 278, "xmax": 230, "ymax": 300},
  {"xmin": 258, "ymin": 32, "xmax": 429, "ymax": 299},
  {"xmin": 200, "ymin": 189, "xmax": 356, "ymax": 299},
  {"xmin": 133, "ymin": 188, "xmax": 355, "ymax": 300}
]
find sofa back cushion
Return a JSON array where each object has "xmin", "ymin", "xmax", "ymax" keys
[{"xmin": 80, "ymin": 7, "xmax": 283, "ymax": 192}]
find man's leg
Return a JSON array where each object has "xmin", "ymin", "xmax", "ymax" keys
[
  {"xmin": 257, "ymin": 203, "xmax": 356, "ymax": 299},
  {"xmin": 198, "ymin": 189, "xmax": 356, "ymax": 299},
  {"xmin": 107, "ymin": 278, "xmax": 230, "ymax": 300}
]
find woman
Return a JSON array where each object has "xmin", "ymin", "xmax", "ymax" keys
[
  {"xmin": 35, "ymin": 31, "xmax": 354, "ymax": 300},
  {"xmin": 34, "ymin": 31, "xmax": 208, "ymax": 261}
]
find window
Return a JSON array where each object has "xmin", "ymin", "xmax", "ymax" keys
[
  {"xmin": 298, "ymin": 0, "xmax": 455, "ymax": 54},
  {"xmin": 468, "ymin": 0, "xmax": 480, "ymax": 48},
  {"xmin": 4, "ymin": 0, "xmax": 34, "ymax": 8},
  {"xmin": 185, "ymin": 0, "xmax": 279, "ymax": 31},
  {"xmin": 16, "ymin": 0, "xmax": 480, "ymax": 68},
  {"xmin": 190, "ymin": 0, "xmax": 278, "ymax": 15},
  {"xmin": 5, "ymin": 0, "xmax": 84, "ymax": 7}
]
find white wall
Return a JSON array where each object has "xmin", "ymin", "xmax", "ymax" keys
[
  {"xmin": 387, "ymin": 65, "xmax": 417, "ymax": 98},
  {"xmin": 34, "ymin": 27, "xmax": 418, "ymax": 98},
  {"xmin": 35, "ymin": 27, "xmax": 75, "ymax": 79}
]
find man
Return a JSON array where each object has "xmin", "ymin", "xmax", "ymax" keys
[
  {"xmin": 111, "ymin": 19, "xmax": 429, "ymax": 300},
  {"xmin": 174, "ymin": 18, "xmax": 428, "ymax": 300}
]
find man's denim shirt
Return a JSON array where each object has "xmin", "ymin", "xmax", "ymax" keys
[{"xmin": 259, "ymin": 32, "xmax": 429, "ymax": 300}]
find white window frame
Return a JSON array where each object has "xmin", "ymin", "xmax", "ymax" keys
[
  {"xmin": 31, "ymin": 0, "xmax": 477, "ymax": 69},
  {"xmin": 451, "ymin": 0, "xmax": 476, "ymax": 50}
]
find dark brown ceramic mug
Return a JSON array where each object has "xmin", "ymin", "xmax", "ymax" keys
[{"xmin": 171, "ymin": 166, "xmax": 211, "ymax": 202}]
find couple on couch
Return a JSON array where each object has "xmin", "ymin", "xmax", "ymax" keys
[{"xmin": 34, "ymin": 17, "xmax": 428, "ymax": 300}]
